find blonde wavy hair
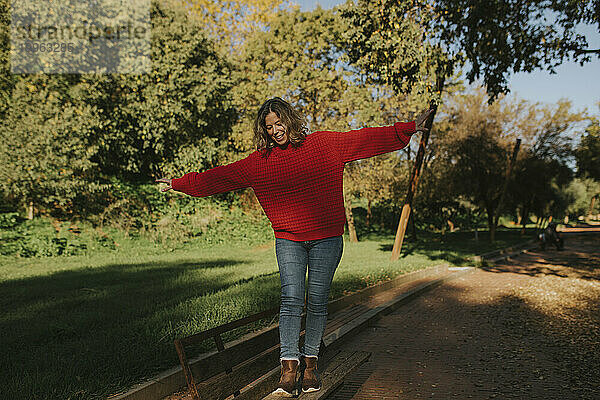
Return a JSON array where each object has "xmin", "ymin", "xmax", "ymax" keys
[{"xmin": 253, "ymin": 97, "xmax": 309, "ymax": 157}]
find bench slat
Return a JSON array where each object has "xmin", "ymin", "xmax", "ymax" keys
[
  {"xmin": 195, "ymin": 344, "xmax": 280, "ymax": 400},
  {"xmin": 188, "ymin": 324, "xmax": 279, "ymax": 383}
]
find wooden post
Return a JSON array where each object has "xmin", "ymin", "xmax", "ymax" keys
[
  {"xmin": 27, "ymin": 201, "xmax": 34, "ymax": 220},
  {"xmin": 390, "ymin": 73, "xmax": 446, "ymax": 260},
  {"xmin": 391, "ymin": 203, "xmax": 412, "ymax": 259},
  {"xmin": 390, "ymin": 78, "xmax": 443, "ymax": 260},
  {"xmin": 174, "ymin": 339, "xmax": 200, "ymax": 400},
  {"xmin": 344, "ymin": 190, "xmax": 358, "ymax": 242}
]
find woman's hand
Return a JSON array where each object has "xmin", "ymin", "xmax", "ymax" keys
[
  {"xmin": 415, "ymin": 109, "xmax": 435, "ymax": 132},
  {"xmin": 155, "ymin": 178, "xmax": 173, "ymax": 192}
]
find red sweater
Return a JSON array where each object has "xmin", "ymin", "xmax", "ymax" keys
[{"xmin": 171, "ymin": 121, "xmax": 417, "ymax": 241}]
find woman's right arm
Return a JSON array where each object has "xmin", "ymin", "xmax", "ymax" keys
[{"xmin": 156, "ymin": 155, "xmax": 254, "ymax": 197}]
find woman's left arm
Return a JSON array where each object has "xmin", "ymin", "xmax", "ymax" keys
[{"xmin": 330, "ymin": 109, "xmax": 433, "ymax": 164}]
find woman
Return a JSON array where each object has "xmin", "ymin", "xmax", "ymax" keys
[{"xmin": 156, "ymin": 97, "xmax": 432, "ymax": 397}]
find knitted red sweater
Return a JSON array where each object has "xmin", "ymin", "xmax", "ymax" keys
[{"xmin": 171, "ymin": 121, "xmax": 416, "ymax": 241}]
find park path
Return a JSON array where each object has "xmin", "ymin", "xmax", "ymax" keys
[{"xmin": 327, "ymin": 234, "xmax": 600, "ymax": 400}]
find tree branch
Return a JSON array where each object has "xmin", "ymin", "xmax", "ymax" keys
[{"xmin": 571, "ymin": 47, "xmax": 600, "ymax": 55}]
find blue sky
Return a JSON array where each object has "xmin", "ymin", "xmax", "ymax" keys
[{"xmin": 292, "ymin": 0, "xmax": 600, "ymax": 116}]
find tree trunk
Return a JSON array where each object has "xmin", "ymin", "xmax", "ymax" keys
[
  {"xmin": 26, "ymin": 201, "xmax": 34, "ymax": 220},
  {"xmin": 487, "ymin": 208, "xmax": 496, "ymax": 242},
  {"xmin": 492, "ymin": 139, "xmax": 521, "ymax": 230},
  {"xmin": 366, "ymin": 199, "xmax": 372, "ymax": 228},
  {"xmin": 409, "ymin": 209, "xmax": 417, "ymax": 240},
  {"xmin": 344, "ymin": 191, "xmax": 358, "ymax": 242},
  {"xmin": 589, "ymin": 195, "xmax": 597, "ymax": 217},
  {"xmin": 520, "ymin": 205, "xmax": 529, "ymax": 236}
]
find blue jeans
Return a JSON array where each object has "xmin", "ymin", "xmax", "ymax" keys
[{"xmin": 275, "ymin": 235, "xmax": 344, "ymax": 362}]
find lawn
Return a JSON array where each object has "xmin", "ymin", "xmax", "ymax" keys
[{"xmin": 0, "ymin": 227, "xmax": 534, "ymax": 400}]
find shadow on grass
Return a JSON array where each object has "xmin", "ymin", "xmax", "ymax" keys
[
  {"xmin": 0, "ymin": 257, "xmax": 282, "ymax": 400},
  {"xmin": 371, "ymin": 227, "xmax": 538, "ymax": 266}
]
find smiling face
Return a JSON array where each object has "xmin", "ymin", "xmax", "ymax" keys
[{"xmin": 265, "ymin": 111, "xmax": 289, "ymax": 146}]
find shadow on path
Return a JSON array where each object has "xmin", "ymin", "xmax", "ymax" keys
[{"xmin": 329, "ymin": 236, "xmax": 600, "ymax": 400}]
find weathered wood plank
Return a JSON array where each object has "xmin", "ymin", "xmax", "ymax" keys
[
  {"xmin": 301, "ymin": 351, "xmax": 371, "ymax": 400},
  {"xmin": 187, "ymin": 324, "xmax": 279, "ymax": 383},
  {"xmin": 180, "ymin": 307, "xmax": 280, "ymax": 346},
  {"xmin": 195, "ymin": 344, "xmax": 281, "ymax": 400}
]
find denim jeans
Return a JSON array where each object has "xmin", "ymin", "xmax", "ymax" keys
[{"xmin": 275, "ymin": 235, "xmax": 344, "ymax": 362}]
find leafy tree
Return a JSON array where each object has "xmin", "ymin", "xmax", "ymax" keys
[
  {"xmin": 341, "ymin": 0, "xmax": 448, "ymax": 101},
  {"xmin": 344, "ymin": 86, "xmax": 428, "ymax": 232},
  {"xmin": 0, "ymin": 75, "xmax": 106, "ymax": 218},
  {"xmin": 437, "ymin": 89, "xmax": 526, "ymax": 241},
  {"xmin": 560, "ymin": 176, "xmax": 600, "ymax": 221},
  {"xmin": 0, "ymin": 0, "xmax": 237, "ymax": 218},
  {"xmin": 83, "ymin": 0, "xmax": 237, "ymax": 181},
  {"xmin": 575, "ymin": 109, "xmax": 600, "ymax": 180},
  {"xmin": 340, "ymin": 0, "xmax": 598, "ymax": 244},
  {"xmin": 430, "ymin": 0, "xmax": 600, "ymax": 100},
  {"xmin": 185, "ymin": 0, "xmax": 291, "ymax": 49},
  {"xmin": 508, "ymin": 100, "xmax": 584, "ymax": 231}
]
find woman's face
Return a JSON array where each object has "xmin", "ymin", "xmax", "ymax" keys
[{"xmin": 265, "ymin": 111, "xmax": 289, "ymax": 146}]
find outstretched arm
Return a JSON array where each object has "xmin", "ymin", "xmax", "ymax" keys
[
  {"xmin": 331, "ymin": 109, "xmax": 433, "ymax": 164},
  {"xmin": 155, "ymin": 155, "xmax": 253, "ymax": 197}
]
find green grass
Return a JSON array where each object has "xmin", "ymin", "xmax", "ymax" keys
[{"xmin": 0, "ymin": 226, "xmax": 535, "ymax": 400}]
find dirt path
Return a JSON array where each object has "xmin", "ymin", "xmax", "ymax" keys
[{"xmin": 328, "ymin": 235, "xmax": 600, "ymax": 400}]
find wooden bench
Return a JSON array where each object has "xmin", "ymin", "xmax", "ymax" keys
[
  {"xmin": 173, "ymin": 265, "xmax": 450, "ymax": 399},
  {"xmin": 173, "ymin": 307, "xmax": 371, "ymax": 400}
]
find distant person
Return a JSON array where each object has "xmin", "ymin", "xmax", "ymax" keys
[
  {"xmin": 539, "ymin": 222, "xmax": 564, "ymax": 250},
  {"xmin": 156, "ymin": 97, "xmax": 433, "ymax": 397}
]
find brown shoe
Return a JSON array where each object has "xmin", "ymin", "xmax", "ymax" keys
[
  {"xmin": 271, "ymin": 359, "xmax": 299, "ymax": 397},
  {"xmin": 301, "ymin": 356, "xmax": 321, "ymax": 393}
]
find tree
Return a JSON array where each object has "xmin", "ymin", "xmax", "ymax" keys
[
  {"xmin": 85, "ymin": 0, "xmax": 237, "ymax": 181},
  {"xmin": 562, "ymin": 177, "xmax": 600, "ymax": 219},
  {"xmin": 342, "ymin": 85, "xmax": 428, "ymax": 238},
  {"xmin": 0, "ymin": 75, "xmax": 106, "ymax": 218},
  {"xmin": 185, "ymin": 0, "xmax": 291, "ymax": 49},
  {"xmin": 576, "ymin": 109, "xmax": 600, "ymax": 180},
  {"xmin": 0, "ymin": 0, "xmax": 237, "ymax": 217},
  {"xmin": 438, "ymin": 89, "xmax": 528, "ymax": 241},
  {"xmin": 341, "ymin": 0, "xmax": 599, "ymax": 251},
  {"xmin": 341, "ymin": 0, "xmax": 453, "ymax": 256},
  {"xmin": 429, "ymin": 0, "xmax": 600, "ymax": 100},
  {"xmin": 508, "ymin": 100, "xmax": 584, "ymax": 232}
]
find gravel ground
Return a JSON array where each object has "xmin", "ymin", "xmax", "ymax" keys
[{"xmin": 327, "ymin": 234, "xmax": 600, "ymax": 400}]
